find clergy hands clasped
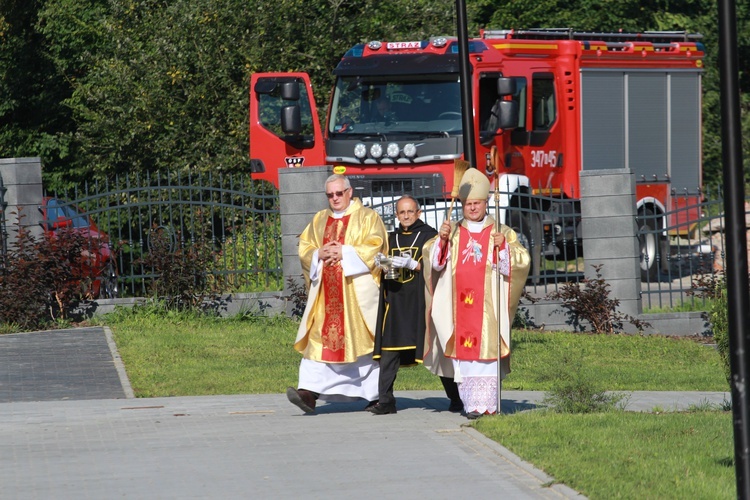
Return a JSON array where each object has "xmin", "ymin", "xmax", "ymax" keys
[{"xmin": 320, "ymin": 241, "xmax": 342, "ymax": 266}]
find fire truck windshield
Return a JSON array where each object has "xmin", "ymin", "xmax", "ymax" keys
[{"xmin": 328, "ymin": 75, "xmax": 462, "ymax": 136}]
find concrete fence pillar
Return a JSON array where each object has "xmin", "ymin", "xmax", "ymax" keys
[
  {"xmin": 579, "ymin": 168, "xmax": 642, "ymax": 319},
  {"xmin": 0, "ymin": 158, "xmax": 44, "ymax": 251},
  {"xmin": 279, "ymin": 166, "xmax": 332, "ymax": 303}
]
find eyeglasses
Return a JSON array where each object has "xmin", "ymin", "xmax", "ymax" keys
[
  {"xmin": 397, "ymin": 210, "xmax": 418, "ymax": 216},
  {"xmin": 325, "ymin": 188, "xmax": 350, "ymax": 199}
]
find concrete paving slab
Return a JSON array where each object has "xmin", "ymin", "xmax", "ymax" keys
[
  {"xmin": 0, "ymin": 393, "xmax": 583, "ymax": 499},
  {"xmin": 0, "ymin": 327, "xmax": 131, "ymax": 402},
  {"xmin": 0, "ymin": 326, "xmax": 731, "ymax": 499}
]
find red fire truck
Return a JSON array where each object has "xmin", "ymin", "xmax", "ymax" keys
[{"xmin": 249, "ymin": 29, "xmax": 705, "ymax": 280}]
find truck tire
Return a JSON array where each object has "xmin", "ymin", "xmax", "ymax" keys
[
  {"xmin": 638, "ymin": 208, "xmax": 661, "ymax": 282},
  {"xmin": 508, "ymin": 210, "xmax": 542, "ymax": 284}
]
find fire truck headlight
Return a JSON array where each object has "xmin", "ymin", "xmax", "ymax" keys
[
  {"xmin": 386, "ymin": 143, "xmax": 400, "ymax": 158},
  {"xmin": 403, "ymin": 143, "xmax": 417, "ymax": 158},
  {"xmin": 354, "ymin": 143, "xmax": 367, "ymax": 159},
  {"xmin": 370, "ymin": 143, "xmax": 383, "ymax": 159}
]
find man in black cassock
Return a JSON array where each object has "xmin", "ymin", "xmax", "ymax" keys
[{"xmin": 368, "ymin": 196, "xmax": 462, "ymax": 415}]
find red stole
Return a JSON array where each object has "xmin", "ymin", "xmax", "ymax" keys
[
  {"xmin": 320, "ymin": 215, "xmax": 350, "ymax": 362},
  {"xmin": 454, "ymin": 225, "xmax": 492, "ymax": 359}
]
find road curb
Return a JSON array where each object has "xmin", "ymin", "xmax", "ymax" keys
[
  {"xmin": 104, "ymin": 326, "xmax": 135, "ymax": 399},
  {"xmin": 462, "ymin": 426, "xmax": 587, "ymax": 498}
]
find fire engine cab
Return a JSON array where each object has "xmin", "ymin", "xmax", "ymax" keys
[{"xmin": 249, "ymin": 28, "xmax": 705, "ymax": 280}]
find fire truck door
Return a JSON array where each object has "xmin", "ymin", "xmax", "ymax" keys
[
  {"xmin": 249, "ymin": 72, "xmax": 325, "ymax": 186},
  {"xmin": 529, "ymin": 73, "xmax": 556, "ymax": 147}
]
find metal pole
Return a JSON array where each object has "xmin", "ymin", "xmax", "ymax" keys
[
  {"xmin": 718, "ymin": 1, "xmax": 750, "ymax": 497},
  {"xmin": 494, "ymin": 175, "xmax": 503, "ymax": 414},
  {"xmin": 455, "ymin": 0, "xmax": 476, "ymax": 168}
]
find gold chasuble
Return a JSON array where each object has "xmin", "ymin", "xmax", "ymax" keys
[{"xmin": 296, "ymin": 198, "xmax": 387, "ymax": 364}]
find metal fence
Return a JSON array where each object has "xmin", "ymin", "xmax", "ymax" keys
[
  {"xmin": 638, "ymin": 187, "xmax": 739, "ymax": 312},
  {"xmin": 358, "ymin": 177, "xmax": 585, "ymax": 291},
  {"xmin": 0, "ymin": 176, "xmax": 6, "ymax": 260},
  {"xmin": 46, "ymin": 172, "xmax": 281, "ymax": 297},
  {"xmin": 360, "ymin": 179, "xmax": 743, "ymax": 312},
  {"xmin": 46, "ymin": 172, "xmax": 743, "ymax": 312}
]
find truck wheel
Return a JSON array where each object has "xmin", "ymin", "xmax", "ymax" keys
[
  {"xmin": 508, "ymin": 211, "xmax": 542, "ymax": 284},
  {"xmin": 638, "ymin": 208, "xmax": 661, "ymax": 282}
]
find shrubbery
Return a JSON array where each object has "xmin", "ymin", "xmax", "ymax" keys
[
  {"xmin": 545, "ymin": 264, "xmax": 651, "ymax": 333},
  {"xmin": 708, "ymin": 276, "xmax": 730, "ymax": 388},
  {"xmin": 0, "ymin": 224, "xmax": 94, "ymax": 330},
  {"xmin": 137, "ymin": 225, "xmax": 225, "ymax": 312},
  {"xmin": 0, "ymin": 215, "xmax": 232, "ymax": 332}
]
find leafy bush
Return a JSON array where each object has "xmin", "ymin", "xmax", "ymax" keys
[
  {"xmin": 0, "ymin": 223, "xmax": 95, "ymax": 330},
  {"xmin": 285, "ymin": 275, "xmax": 308, "ymax": 319},
  {"xmin": 546, "ymin": 264, "xmax": 650, "ymax": 333},
  {"xmin": 688, "ymin": 271, "xmax": 726, "ymax": 300},
  {"xmin": 708, "ymin": 276, "xmax": 730, "ymax": 388},
  {"xmin": 137, "ymin": 224, "xmax": 224, "ymax": 312}
]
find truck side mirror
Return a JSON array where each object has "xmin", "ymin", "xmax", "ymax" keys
[
  {"xmin": 496, "ymin": 100, "xmax": 519, "ymax": 130},
  {"xmin": 497, "ymin": 77, "xmax": 516, "ymax": 97},
  {"xmin": 253, "ymin": 80, "xmax": 277, "ymax": 95},
  {"xmin": 281, "ymin": 82, "xmax": 300, "ymax": 101},
  {"xmin": 281, "ymin": 104, "xmax": 302, "ymax": 135}
]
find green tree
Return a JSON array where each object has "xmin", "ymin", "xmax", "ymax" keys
[
  {"xmin": 37, "ymin": 0, "xmax": 457, "ymax": 184},
  {"xmin": 1, "ymin": 0, "xmax": 747, "ymax": 190},
  {"xmin": 0, "ymin": 0, "xmax": 76, "ymax": 184},
  {"xmin": 471, "ymin": 0, "xmax": 747, "ymax": 189},
  {"xmin": 50, "ymin": 0, "xmax": 258, "ymax": 182}
]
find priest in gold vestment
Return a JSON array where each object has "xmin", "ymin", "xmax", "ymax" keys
[
  {"xmin": 286, "ymin": 174, "xmax": 388, "ymax": 414},
  {"xmin": 424, "ymin": 168, "xmax": 530, "ymax": 419}
]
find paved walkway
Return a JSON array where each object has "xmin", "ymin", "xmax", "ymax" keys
[{"xmin": 0, "ymin": 327, "xmax": 730, "ymax": 499}]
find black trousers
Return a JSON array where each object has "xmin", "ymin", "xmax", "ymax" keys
[
  {"xmin": 377, "ymin": 350, "xmax": 402, "ymax": 406},
  {"xmin": 378, "ymin": 350, "xmax": 462, "ymax": 407}
]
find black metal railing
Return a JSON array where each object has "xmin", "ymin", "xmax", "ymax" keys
[
  {"xmin": 45, "ymin": 171, "xmax": 281, "ymax": 297},
  {"xmin": 42, "ymin": 171, "xmax": 745, "ymax": 313},
  {"xmin": 0, "ymin": 176, "xmax": 7, "ymax": 261},
  {"xmin": 638, "ymin": 187, "xmax": 741, "ymax": 312},
  {"xmin": 363, "ymin": 179, "xmax": 584, "ymax": 291}
]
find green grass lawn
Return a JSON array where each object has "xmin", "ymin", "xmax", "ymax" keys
[
  {"xmin": 106, "ymin": 312, "xmax": 727, "ymax": 397},
  {"xmin": 507, "ymin": 329, "xmax": 726, "ymax": 391},
  {"xmin": 475, "ymin": 411, "xmax": 734, "ymax": 499},
  {"xmin": 103, "ymin": 309, "xmax": 734, "ymax": 499}
]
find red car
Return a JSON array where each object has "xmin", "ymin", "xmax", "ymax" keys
[{"xmin": 40, "ymin": 197, "xmax": 118, "ymax": 299}]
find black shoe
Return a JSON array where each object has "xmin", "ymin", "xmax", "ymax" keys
[
  {"xmin": 466, "ymin": 411, "xmax": 483, "ymax": 420},
  {"xmin": 448, "ymin": 400, "xmax": 464, "ymax": 413},
  {"xmin": 369, "ymin": 403, "xmax": 397, "ymax": 415},
  {"xmin": 286, "ymin": 387, "xmax": 316, "ymax": 414},
  {"xmin": 364, "ymin": 400, "xmax": 378, "ymax": 412}
]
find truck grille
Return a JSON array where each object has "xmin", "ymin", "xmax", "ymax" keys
[{"xmin": 348, "ymin": 174, "xmax": 446, "ymax": 200}]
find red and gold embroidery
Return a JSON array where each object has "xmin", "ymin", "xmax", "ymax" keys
[
  {"xmin": 454, "ymin": 225, "xmax": 492, "ymax": 359},
  {"xmin": 320, "ymin": 215, "xmax": 350, "ymax": 362}
]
